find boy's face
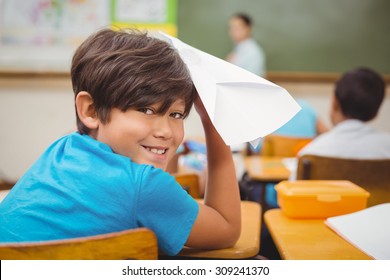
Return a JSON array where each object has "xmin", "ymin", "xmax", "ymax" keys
[{"xmin": 95, "ymin": 99, "xmax": 186, "ymax": 171}]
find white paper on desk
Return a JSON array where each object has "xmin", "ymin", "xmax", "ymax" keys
[
  {"xmin": 157, "ymin": 32, "xmax": 301, "ymax": 148},
  {"xmin": 325, "ymin": 203, "xmax": 390, "ymax": 260}
]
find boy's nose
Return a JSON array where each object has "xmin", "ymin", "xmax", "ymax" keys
[{"xmin": 153, "ymin": 117, "xmax": 173, "ymax": 139}]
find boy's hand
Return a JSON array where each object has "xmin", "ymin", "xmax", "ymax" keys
[
  {"xmin": 194, "ymin": 95, "xmax": 210, "ymax": 123},
  {"xmin": 194, "ymin": 95, "xmax": 211, "ymax": 124}
]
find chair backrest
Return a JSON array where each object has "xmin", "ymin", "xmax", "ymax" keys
[
  {"xmin": 174, "ymin": 173, "xmax": 201, "ymax": 198},
  {"xmin": 261, "ymin": 135, "xmax": 313, "ymax": 157},
  {"xmin": 297, "ymin": 155, "xmax": 390, "ymax": 206},
  {"xmin": 0, "ymin": 228, "xmax": 158, "ymax": 260}
]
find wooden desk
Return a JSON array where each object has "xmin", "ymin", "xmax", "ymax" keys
[
  {"xmin": 178, "ymin": 201, "xmax": 261, "ymax": 259},
  {"xmin": 264, "ymin": 209, "xmax": 372, "ymax": 260},
  {"xmin": 243, "ymin": 156, "xmax": 290, "ymax": 183}
]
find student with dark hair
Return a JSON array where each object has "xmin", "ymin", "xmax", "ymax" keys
[
  {"xmin": 299, "ymin": 67, "xmax": 390, "ymax": 158},
  {"xmin": 226, "ymin": 13, "xmax": 266, "ymax": 77},
  {"xmin": 0, "ymin": 29, "xmax": 241, "ymax": 256}
]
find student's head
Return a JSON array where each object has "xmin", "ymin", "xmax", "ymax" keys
[
  {"xmin": 228, "ymin": 13, "xmax": 253, "ymax": 43},
  {"xmin": 71, "ymin": 28, "xmax": 197, "ymax": 170},
  {"xmin": 331, "ymin": 67, "xmax": 385, "ymax": 124}
]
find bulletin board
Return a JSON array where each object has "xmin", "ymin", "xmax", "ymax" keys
[
  {"xmin": 0, "ymin": 0, "xmax": 177, "ymax": 72},
  {"xmin": 110, "ymin": 0, "xmax": 178, "ymax": 36}
]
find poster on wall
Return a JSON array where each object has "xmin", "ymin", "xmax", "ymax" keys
[
  {"xmin": 0, "ymin": 0, "xmax": 110, "ymax": 70},
  {"xmin": 0, "ymin": 0, "xmax": 177, "ymax": 71},
  {"xmin": 0, "ymin": 0, "xmax": 109, "ymax": 47},
  {"xmin": 110, "ymin": 0, "xmax": 177, "ymax": 36}
]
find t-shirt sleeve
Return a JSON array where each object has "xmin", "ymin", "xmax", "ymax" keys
[{"xmin": 135, "ymin": 166, "xmax": 199, "ymax": 256}]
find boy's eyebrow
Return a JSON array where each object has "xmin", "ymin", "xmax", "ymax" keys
[
  {"xmin": 172, "ymin": 102, "xmax": 187, "ymax": 112},
  {"xmin": 173, "ymin": 100, "xmax": 186, "ymax": 109}
]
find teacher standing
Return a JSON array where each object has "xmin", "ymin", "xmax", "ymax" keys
[{"xmin": 226, "ymin": 13, "xmax": 266, "ymax": 77}]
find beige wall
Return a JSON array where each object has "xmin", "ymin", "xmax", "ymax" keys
[
  {"xmin": 0, "ymin": 78, "xmax": 75, "ymax": 181},
  {"xmin": 1, "ymin": 77, "xmax": 389, "ymax": 181}
]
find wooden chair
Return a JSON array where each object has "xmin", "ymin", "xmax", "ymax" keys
[
  {"xmin": 261, "ymin": 135, "xmax": 313, "ymax": 157},
  {"xmin": 297, "ymin": 155, "xmax": 390, "ymax": 206},
  {"xmin": 0, "ymin": 228, "xmax": 158, "ymax": 260},
  {"xmin": 174, "ymin": 173, "xmax": 201, "ymax": 198}
]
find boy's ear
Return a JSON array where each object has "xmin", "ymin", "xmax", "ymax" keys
[
  {"xmin": 331, "ymin": 93, "xmax": 340, "ymax": 112},
  {"xmin": 75, "ymin": 91, "xmax": 99, "ymax": 130}
]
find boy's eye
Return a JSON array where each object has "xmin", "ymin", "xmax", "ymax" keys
[
  {"xmin": 139, "ymin": 108, "xmax": 154, "ymax": 115},
  {"xmin": 170, "ymin": 112, "xmax": 184, "ymax": 119}
]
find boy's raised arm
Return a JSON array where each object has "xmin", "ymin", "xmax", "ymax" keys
[{"xmin": 185, "ymin": 96, "xmax": 241, "ymax": 249}]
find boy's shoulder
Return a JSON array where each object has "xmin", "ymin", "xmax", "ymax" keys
[
  {"xmin": 37, "ymin": 133, "xmax": 177, "ymax": 189},
  {"xmin": 49, "ymin": 132, "xmax": 118, "ymax": 161},
  {"xmin": 36, "ymin": 133, "xmax": 140, "ymax": 177},
  {"xmin": 57, "ymin": 133, "xmax": 171, "ymax": 179}
]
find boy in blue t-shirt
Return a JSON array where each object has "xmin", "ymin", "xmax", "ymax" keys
[{"xmin": 0, "ymin": 29, "xmax": 241, "ymax": 256}]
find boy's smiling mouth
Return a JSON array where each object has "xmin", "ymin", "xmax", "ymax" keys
[{"xmin": 142, "ymin": 146, "xmax": 168, "ymax": 155}]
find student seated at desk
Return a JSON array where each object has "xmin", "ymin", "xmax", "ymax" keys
[
  {"xmin": 298, "ymin": 67, "xmax": 390, "ymax": 159},
  {"xmin": 0, "ymin": 28, "xmax": 241, "ymax": 256}
]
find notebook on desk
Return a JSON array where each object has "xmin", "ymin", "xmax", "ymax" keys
[{"xmin": 325, "ymin": 203, "xmax": 390, "ymax": 260}]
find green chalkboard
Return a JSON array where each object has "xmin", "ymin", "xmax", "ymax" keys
[{"xmin": 178, "ymin": 0, "xmax": 390, "ymax": 74}]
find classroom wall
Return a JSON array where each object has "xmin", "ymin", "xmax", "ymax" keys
[
  {"xmin": 0, "ymin": 78, "xmax": 75, "ymax": 181},
  {"xmin": 1, "ymin": 0, "xmax": 390, "ymax": 181},
  {"xmin": 1, "ymin": 78, "xmax": 389, "ymax": 182}
]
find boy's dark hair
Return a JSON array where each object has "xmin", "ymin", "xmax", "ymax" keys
[
  {"xmin": 233, "ymin": 13, "xmax": 253, "ymax": 27},
  {"xmin": 335, "ymin": 67, "xmax": 385, "ymax": 122},
  {"xmin": 71, "ymin": 28, "xmax": 197, "ymax": 134}
]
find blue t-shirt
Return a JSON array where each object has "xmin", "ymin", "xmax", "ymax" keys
[
  {"xmin": 274, "ymin": 99, "xmax": 317, "ymax": 137},
  {"xmin": 250, "ymin": 99, "xmax": 318, "ymax": 154},
  {"xmin": 0, "ymin": 133, "xmax": 198, "ymax": 256}
]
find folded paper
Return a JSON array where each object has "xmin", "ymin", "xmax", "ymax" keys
[{"xmin": 158, "ymin": 32, "xmax": 301, "ymax": 148}]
